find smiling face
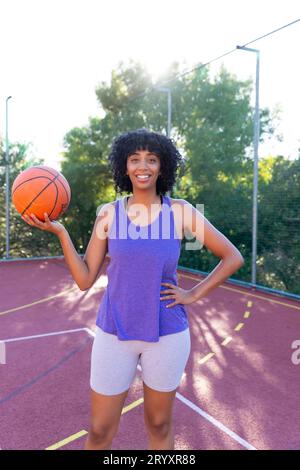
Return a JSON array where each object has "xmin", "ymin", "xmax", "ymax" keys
[{"xmin": 126, "ymin": 149, "xmax": 161, "ymax": 189}]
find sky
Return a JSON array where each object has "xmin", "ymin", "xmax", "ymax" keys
[{"xmin": 1, "ymin": 0, "xmax": 299, "ymax": 170}]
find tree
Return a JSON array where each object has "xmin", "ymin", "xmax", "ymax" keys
[
  {"xmin": 0, "ymin": 141, "xmax": 62, "ymax": 258},
  {"xmin": 257, "ymin": 155, "xmax": 300, "ymax": 293}
]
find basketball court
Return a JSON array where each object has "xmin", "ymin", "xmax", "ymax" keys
[{"xmin": 1, "ymin": 256, "xmax": 300, "ymax": 450}]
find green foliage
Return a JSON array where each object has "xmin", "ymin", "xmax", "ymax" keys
[
  {"xmin": 0, "ymin": 141, "xmax": 62, "ymax": 258},
  {"xmin": 257, "ymin": 156, "xmax": 300, "ymax": 291}
]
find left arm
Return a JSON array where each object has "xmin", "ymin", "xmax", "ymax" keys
[
  {"xmin": 160, "ymin": 199, "xmax": 244, "ymax": 307},
  {"xmin": 182, "ymin": 199, "xmax": 244, "ymax": 302}
]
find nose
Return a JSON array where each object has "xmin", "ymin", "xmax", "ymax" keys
[{"xmin": 137, "ymin": 160, "xmax": 149, "ymax": 170}]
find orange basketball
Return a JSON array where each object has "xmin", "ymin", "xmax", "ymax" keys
[{"xmin": 12, "ymin": 165, "xmax": 71, "ymax": 222}]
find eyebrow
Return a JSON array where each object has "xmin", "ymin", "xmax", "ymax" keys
[{"xmin": 129, "ymin": 152, "xmax": 158, "ymax": 157}]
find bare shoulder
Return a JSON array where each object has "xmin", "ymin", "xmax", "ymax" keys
[
  {"xmin": 170, "ymin": 197, "xmax": 186, "ymax": 207},
  {"xmin": 103, "ymin": 201, "xmax": 117, "ymax": 210},
  {"xmin": 170, "ymin": 197, "xmax": 200, "ymax": 212},
  {"xmin": 169, "ymin": 197, "xmax": 189, "ymax": 239},
  {"xmin": 169, "ymin": 197, "xmax": 192, "ymax": 213},
  {"xmin": 96, "ymin": 200, "xmax": 117, "ymax": 233},
  {"xmin": 169, "ymin": 197, "xmax": 205, "ymax": 237},
  {"xmin": 97, "ymin": 200, "xmax": 116, "ymax": 217}
]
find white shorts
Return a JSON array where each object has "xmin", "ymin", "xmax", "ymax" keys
[{"xmin": 90, "ymin": 326, "xmax": 191, "ymax": 396}]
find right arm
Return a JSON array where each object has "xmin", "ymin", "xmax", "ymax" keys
[
  {"xmin": 57, "ymin": 229, "xmax": 91, "ymax": 290},
  {"xmin": 23, "ymin": 203, "xmax": 114, "ymax": 291},
  {"xmin": 79, "ymin": 202, "xmax": 114, "ymax": 290}
]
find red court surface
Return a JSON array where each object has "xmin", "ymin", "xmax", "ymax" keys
[{"xmin": 1, "ymin": 257, "xmax": 300, "ymax": 450}]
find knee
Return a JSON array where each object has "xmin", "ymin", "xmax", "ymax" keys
[
  {"xmin": 145, "ymin": 416, "xmax": 172, "ymax": 437},
  {"xmin": 88, "ymin": 424, "xmax": 118, "ymax": 444}
]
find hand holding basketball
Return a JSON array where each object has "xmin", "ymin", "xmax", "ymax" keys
[
  {"xmin": 22, "ymin": 212, "xmax": 66, "ymax": 236},
  {"xmin": 12, "ymin": 165, "xmax": 71, "ymax": 222}
]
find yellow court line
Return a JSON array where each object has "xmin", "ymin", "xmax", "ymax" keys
[
  {"xmin": 180, "ymin": 272, "xmax": 300, "ymax": 310},
  {"xmin": 221, "ymin": 336, "xmax": 233, "ymax": 346},
  {"xmin": 46, "ymin": 397, "xmax": 144, "ymax": 450},
  {"xmin": 197, "ymin": 293, "xmax": 252, "ymax": 364},
  {"xmin": 0, "ymin": 286, "xmax": 78, "ymax": 317},
  {"xmin": 199, "ymin": 352, "xmax": 215, "ymax": 365},
  {"xmin": 234, "ymin": 322, "xmax": 244, "ymax": 332},
  {"xmin": 46, "ymin": 430, "xmax": 88, "ymax": 450},
  {"xmin": 122, "ymin": 397, "xmax": 144, "ymax": 414}
]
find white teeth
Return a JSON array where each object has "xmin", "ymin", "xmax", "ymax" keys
[{"xmin": 136, "ymin": 175, "xmax": 150, "ymax": 179}]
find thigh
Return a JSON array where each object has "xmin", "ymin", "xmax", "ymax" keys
[
  {"xmin": 90, "ymin": 327, "xmax": 140, "ymax": 396},
  {"xmin": 140, "ymin": 328, "xmax": 191, "ymax": 392},
  {"xmin": 89, "ymin": 388, "xmax": 130, "ymax": 437},
  {"xmin": 143, "ymin": 381, "xmax": 177, "ymax": 429}
]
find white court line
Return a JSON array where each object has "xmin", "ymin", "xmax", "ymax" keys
[
  {"xmin": 1, "ymin": 327, "xmax": 95, "ymax": 343},
  {"xmin": 136, "ymin": 363, "xmax": 256, "ymax": 450},
  {"xmin": 175, "ymin": 392, "xmax": 256, "ymax": 450},
  {"xmin": 83, "ymin": 327, "xmax": 95, "ymax": 337},
  {"xmin": 0, "ymin": 341, "xmax": 6, "ymax": 364},
  {"xmin": 2, "ymin": 326, "xmax": 256, "ymax": 450}
]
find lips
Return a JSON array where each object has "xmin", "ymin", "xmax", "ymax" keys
[{"xmin": 136, "ymin": 175, "xmax": 151, "ymax": 180}]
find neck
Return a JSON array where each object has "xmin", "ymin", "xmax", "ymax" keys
[{"xmin": 128, "ymin": 190, "xmax": 162, "ymax": 208}]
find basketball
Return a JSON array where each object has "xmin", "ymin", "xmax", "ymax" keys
[{"xmin": 12, "ymin": 165, "xmax": 71, "ymax": 222}]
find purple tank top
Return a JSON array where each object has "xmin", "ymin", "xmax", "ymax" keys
[{"xmin": 96, "ymin": 194, "xmax": 189, "ymax": 342}]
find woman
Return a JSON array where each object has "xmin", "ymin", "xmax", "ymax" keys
[{"xmin": 23, "ymin": 128, "xmax": 244, "ymax": 450}]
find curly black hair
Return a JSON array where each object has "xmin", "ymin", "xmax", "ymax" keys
[{"xmin": 108, "ymin": 128, "xmax": 185, "ymax": 195}]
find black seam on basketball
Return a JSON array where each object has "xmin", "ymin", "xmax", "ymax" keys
[
  {"xmin": 21, "ymin": 174, "xmax": 60, "ymax": 216},
  {"xmin": 48, "ymin": 180, "xmax": 59, "ymax": 218},
  {"xmin": 28, "ymin": 166, "xmax": 69, "ymax": 202},
  {"xmin": 30, "ymin": 166, "xmax": 59, "ymax": 178},
  {"xmin": 13, "ymin": 167, "xmax": 69, "ymax": 205},
  {"xmin": 56, "ymin": 176, "xmax": 69, "ymax": 201},
  {"xmin": 12, "ymin": 176, "xmax": 53, "ymax": 196}
]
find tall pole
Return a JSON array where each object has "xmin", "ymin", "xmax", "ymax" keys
[
  {"xmin": 5, "ymin": 96, "xmax": 12, "ymax": 259},
  {"xmin": 155, "ymin": 86, "xmax": 172, "ymax": 197},
  {"xmin": 236, "ymin": 46, "xmax": 260, "ymax": 285},
  {"xmin": 155, "ymin": 86, "xmax": 172, "ymax": 138},
  {"xmin": 167, "ymin": 88, "xmax": 172, "ymax": 139}
]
